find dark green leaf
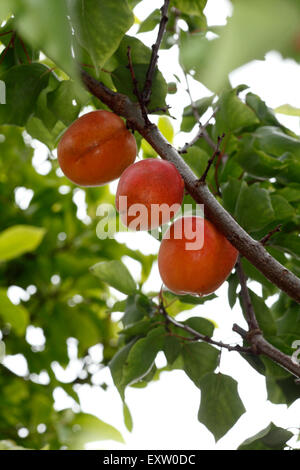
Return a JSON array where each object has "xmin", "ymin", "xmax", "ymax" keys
[
  {"xmin": 122, "ymin": 327, "xmax": 165, "ymax": 387},
  {"xmin": 198, "ymin": 373, "xmax": 246, "ymax": 441},
  {"xmin": 183, "ymin": 317, "xmax": 215, "ymax": 337},
  {"xmin": 112, "ymin": 64, "xmax": 167, "ymax": 110},
  {"xmin": 122, "ymin": 294, "xmax": 154, "ymax": 327},
  {"xmin": 235, "ymin": 182, "xmax": 275, "ymax": 232},
  {"xmin": 238, "ymin": 422, "xmax": 293, "ymax": 450},
  {"xmin": 183, "ymin": 343, "xmax": 219, "ymax": 387},
  {"xmin": 71, "ymin": 0, "xmax": 134, "ymax": 69},
  {"xmin": 0, "ymin": 64, "xmax": 50, "ymax": 126},
  {"xmin": 91, "ymin": 260, "xmax": 137, "ymax": 295}
]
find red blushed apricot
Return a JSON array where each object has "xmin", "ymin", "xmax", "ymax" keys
[
  {"xmin": 57, "ymin": 110, "xmax": 137, "ymax": 186},
  {"xmin": 115, "ymin": 159, "xmax": 185, "ymax": 230},
  {"xmin": 158, "ymin": 216, "xmax": 238, "ymax": 296}
]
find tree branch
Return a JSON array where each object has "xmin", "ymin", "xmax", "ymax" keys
[
  {"xmin": 235, "ymin": 258, "xmax": 300, "ymax": 379},
  {"xmin": 158, "ymin": 300, "xmax": 252, "ymax": 354},
  {"xmin": 142, "ymin": 0, "xmax": 170, "ymax": 105},
  {"xmin": 127, "ymin": 46, "xmax": 150, "ymax": 126},
  {"xmin": 80, "ymin": 69, "xmax": 300, "ymax": 304},
  {"xmin": 260, "ymin": 224, "xmax": 282, "ymax": 246},
  {"xmin": 198, "ymin": 133, "xmax": 225, "ymax": 183}
]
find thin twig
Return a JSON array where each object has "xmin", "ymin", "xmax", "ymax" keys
[
  {"xmin": 0, "ymin": 30, "xmax": 13, "ymax": 37},
  {"xmin": 235, "ymin": 258, "xmax": 300, "ymax": 379},
  {"xmin": 236, "ymin": 255, "xmax": 260, "ymax": 332},
  {"xmin": 19, "ymin": 38, "xmax": 31, "ymax": 64},
  {"xmin": 198, "ymin": 133, "xmax": 225, "ymax": 183},
  {"xmin": 127, "ymin": 46, "xmax": 151, "ymax": 126},
  {"xmin": 260, "ymin": 224, "xmax": 282, "ymax": 246},
  {"xmin": 0, "ymin": 32, "xmax": 16, "ymax": 66},
  {"xmin": 142, "ymin": 0, "xmax": 170, "ymax": 105},
  {"xmin": 158, "ymin": 295, "xmax": 252, "ymax": 354},
  {"xmin": 179, "ymin": 109, "xmax": 218, "ymax": 155}
]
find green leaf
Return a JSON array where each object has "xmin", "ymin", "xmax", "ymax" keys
[
  {"xmin": 182, "ymin": 146, "xmax": 210, "ymax": 178},
  {"xmin": 0, "ymin": 225, "xmax": 46, "ymax": 262},
  {"xmin": 271, "ymin": 195, "xmax": 295, "ymax": 222},
  {"xmin": 183, "ymin": 317, "xmax": 215, "ymax": 337},
  {"xmin": 107, "ymin": 35, "xmax": 152, "ymax": 71},
  {"xmin": 0, "ymin": 64, "xmax": 50, "ymax": 126},
  {"xmin": 276, "ymin": 305, "xmax": 300, "ymax": 342},
  {"xmin": 240, "ymin": 258, "xmax": 277, "ymax": 297},
  {"xmin": 238, "ymin": 422, "xmax": 293, "ymax": 450},
  {"xmin": 138, "ymin": 9, "xmax": 161, "ymax": 33},
  {"xmin": 26, "ymin": 116, "xmax": 65, "ymax": 150},
  {"xmin": 173, "ymin": 0, "xmax": 207, "ymax": 17},
  {"xmin": 122, "ymin": 294, "xmax": 154, "ymax": 327},
  {"xmin": 69, "ymin": 413, "xmax": 124, "ymax": 448},
  {"xmin": 109, "ymin": 340, "xmax": 136, "ymax": 399},
  {"xmin": 236, "ymin": 135, "xmax": 286, "ymax": 179},
  {"xmin": 253, "ymin": 126, "xmax": 300, "ymax": 160},
  {"xmin": 214, "ymin": 88, "xmax": 259, "ymax": 135},
  {"xmin": 71, "ymin": 0, "xmax": 134, "ymax": 70},
  {"xmin": 235, "ymin": 182, "xmax": 275, "ymax": 232},
  {"xmin": 198, "ymin": 373, "xmax": 246, "ymax": 441},
  {"xmin": 47, "ymin": 81, "xmax": 90, "ymax": 126},
  {"xmin": 181, "ymin": 96, "xmax": 214, "ymax": 133},
  {"xmin": 162, "ymin": 290, "xmax": 216, "ymax": 316},
  {"xmin": 123, "ymin": 402, "xmax": 133, "ymax": 433},
  {"xmin": 240, "ymin": 290, "xmax": 277, "ymax": 338},
  {"xmin": 221, "ymin": 177, "xmax": 243, "ymax": 214},
  {"xmin": 266, "ymin": 375, "xmax": 300, "ymax": 406},
  {"xmin": 227, "ymin": 273, "xmax": 239, "ymax": 309},
  {"xmin": 91, "ymin": 260, "xmax": 137, "ymax": 295},
  {"xmin": 163, "ymin": 335, "xmax": 182, "ymax": 364},
  {"xmin": 122, "ymin": 327, "xmax": 165, "ymax": 387},
  {"xmin": 121, "ymin": 319, "xmax": 152, "ymax": 339},
  {"xmin": 275, "ymin": 104, "xmax": 300, "ymax": 117},
  {"xmin": 277, "ymin": 184, "xmax": 300, "ymax": 202},
  {"xmin": 270, "ymin": 233, "xmax": 300, "ymax": 260},
  {"xmin": 12, "ymin": 0, "xmax": 75, "ymax": 78},
  {"xmin": 182, "ymin": 343, "xmax": 219, "ymax": 387},
  {"xmin": 0, "ymin": 289, "xmax": 29, "ymax": 336},
  {"xmin": 112, "ymin": 64, "xmax": 167, "ymax": 110},
  {"xmin": 158, "ymin": 116, "xmax": 174, "ymax": 143},
  {"xmin": 187, "ymin": 0, "xmax": 300, "ymax": 92},
  {"xmin": 246, "ymin": 93, "xmax": 283, "ymax": 127}
]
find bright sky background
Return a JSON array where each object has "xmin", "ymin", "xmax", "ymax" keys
[{"xmin": 3, "ymin": 0, "xmax": 300, "ymax": 450}]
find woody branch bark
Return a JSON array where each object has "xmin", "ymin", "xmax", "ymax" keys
[
  {"xmin": 234, "ymin": 257, "xmax": 300, "ymax": 378},
  {"xmin": 80, "ymin": 69, "xmax": 300, "ymax": 305}
]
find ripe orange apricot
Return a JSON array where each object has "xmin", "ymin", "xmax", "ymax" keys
[
  {"xmin": 115, "ymin": 159, "xmax": 185, "ymax": 230},
  {"xmin": 158, "ymin": 216, "xmax": 238, "ymax": 296},
  {"xmin": 57, "ymin": 110, "xmax": 137, "ymax": 186}
]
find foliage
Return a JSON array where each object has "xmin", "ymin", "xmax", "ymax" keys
[{"xmin": 0, "ymin": 0, "xmax": 299, "ymax": 450}]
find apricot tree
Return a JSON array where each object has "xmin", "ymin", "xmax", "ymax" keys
[{"xmin": 0, "ymin": 0, "xmax": 300, "ymax": 450}]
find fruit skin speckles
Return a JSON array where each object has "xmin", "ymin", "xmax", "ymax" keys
[
  {"xmin": 57, "ymin": 110, "xmax": 137, "ymax": 187},
  {"xmin": 158, "ymin": 216, "xmax": 239, "ymax": 296}
]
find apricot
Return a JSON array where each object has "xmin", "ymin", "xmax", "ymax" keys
[
  {"xmin": 158, "ymin": 216, "xmax": 238, "ymax": 296},
  {"xmin": 115, "ymin": 159, "xmax": 185, "ymax": 230},
  {"xmin": 57, "ymin": 110, "xmax": 137, "ymax": 186}
]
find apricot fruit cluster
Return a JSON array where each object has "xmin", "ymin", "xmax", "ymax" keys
[{"xmin": 58, "ymin": 110, "xmax": 238, "ymax": 296}]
